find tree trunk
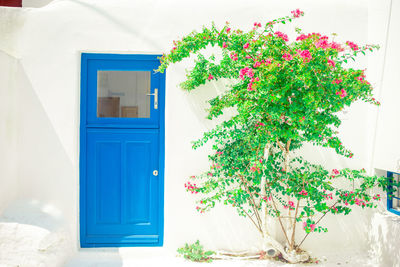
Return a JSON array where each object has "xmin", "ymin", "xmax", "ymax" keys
[{"xmin": 259, "ymin": 142, "xmax": 309, "ymax": 264}]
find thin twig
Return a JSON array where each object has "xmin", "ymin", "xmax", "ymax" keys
[
  {"xmin": 290, "ymin": 199, "xmax": 301, "ymax": 249},
  {"xmin": 268, "ymin": 188, "xmax": 291, "ymax": 245},
  {"xmin": 297, "ymin": 200, "xmax": 339, "ymax": 248}
]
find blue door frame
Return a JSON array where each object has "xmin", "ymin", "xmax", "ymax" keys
[
  {"xmin": 79, "ymin": 53, "xmax": 165, "ymax": 247},
  {"xmin": 387, "ymin": 171, "xmax": 400, "ymax": 216}
]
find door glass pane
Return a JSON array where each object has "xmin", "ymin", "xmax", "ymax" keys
[{"xmin": 97, "ymin": 71, "xmax": 151, "ymax": 118}]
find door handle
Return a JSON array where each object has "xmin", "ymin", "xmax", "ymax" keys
[
  {"xmin": 147, "ymin": 88, "xmax": 158, "ymax": 109},
  {"xmin": 153, "ymin": 170, "xmax": 159, "ymax": 176}
]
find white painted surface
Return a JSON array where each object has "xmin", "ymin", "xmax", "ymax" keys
[
  {"xmin": 23, "ymin": 0, "xmax": 53, "ymax": 8},
  {"xmin": 0, "ymin": 51, "xmax": 19, "ymax": 213},
  {"xmin": 0, "ymin": 200, "xmax": 73, "ymax": 267},
  {"xmin": 65, "ymin": 248, "xmax": 379, "ymax": 267},
  {"xmin": 0, "ymin": 0, "xmax": 398, "ymax": 266},
  {"xmin": 372, "ymin": 0, "xmax": 400, "ymax": 173}
]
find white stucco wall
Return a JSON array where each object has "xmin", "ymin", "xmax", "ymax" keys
[
  {"xmin": 372, "ymin": 0, "xmax": 400, "ymax": 173},
  {"xmin": 0, "ymin": 51, "xmax": 18, "ymax": 213},
  {"xmin": 0, "ymin": 0, "xmax": 399, "ymax": 263}
]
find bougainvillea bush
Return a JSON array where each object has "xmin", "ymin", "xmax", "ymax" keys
[{"xmin": 157, "ymin": 9, "xmax": 392, "ymax": 263}]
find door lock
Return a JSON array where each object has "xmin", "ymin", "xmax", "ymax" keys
[{"xmin": 153, "ymin": 170, "xmax": 159, "ymax": 176}]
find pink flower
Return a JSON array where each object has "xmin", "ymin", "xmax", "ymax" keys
[
  {"xmin": 222, "ymin": 42, "xmax": 228, "ymax": 48},
  {"xmin": 282, "ymin": 53, "xmax": 293, "ymax": 61},
  {"xmin": 262, "ymin": 196, "xmax": 272, "ymax": 201},
  {"xmin": 254, "ymin": 22, "xmax": 262, "ymax": 27},
  {"xmin": 336, "ymin": 88, "xmax": 347, "ymax": 98},
  {"xmin": 274, "ymin": 31, "xmax": 289, "ymax": 42},
  {"xmin": 332, "ymin": 79, "xmax": 342, "ymax": 84},
  {"xmin": 291, "ymin": 9, "xmax": 304, "ymax": 18},
  {"xmin": 355, "ymin": 198, "xmax": 364, "ymax": 206},
  {"xmin": 356, "ymin": 76, "xmax": 364, "ymax": 82},
  {"xmin": 346, "ymin": 41, "xmax": 359, "ymax": 51},
  {"xmin": 243, "ymin": 43, "xmax": 250, "ymax": 49},
  {"xmin": 247, "ymin": 82, "xmax": 254, "ymax": 91},
  {"xmin": 296, "ymin": 32, "xmax": 321, "ymax": 41},
  {"xmin": 239, "ymin": 67, "xmax": 254, "ymax": 80},
  {"xmin": 296, "ymin": 34, "xmax": 309, "ymax": 41},
  {"xmin": 253, "ymin": 61, "xmax": 261, "ymax": 68},
  {"xmin": 216, "ymin": 151, "xmax": 223, "ymax": 155},
  {"xmin": 185, "ymin": 182, "xmax": 199, "ymax": 194},
  {"xmin": 265, "ymin": 58, "xmax": 272, "ymax": 65},
  {"xmin": 303, "ymin": 222, "xmax": 315, "ymax": 232},
  {"xmin": 288, "ymin": 201, "xmax": 295, "ymax": 208},
  {"xmin": 230, "ymin": 52, "xmax": 238, "ymax": 61},
  {"xmin": 332, "ymin": 169, "xmax": 340, "ymax": 175},
  {"xmin": 299, "ymin": 189, "xmax": 308, "ymax": 196},
  {"xmin": 226, "ymin": 27, "xmax": 231, "ymax": 33},
  {"xmin": 330, "ymin": 41, "xmax": 344, "ymax": 51},
  {"xmin": 208, "ymin": 74, "xmax": 214, "ymax": 80},
  {"xmin": 315, "ymin": 38, "xmax": 329, "ymax": 49},
  {"xmin": 297, "ymin": 49, "xmax": 312, "ymax": 61},
  {"xmin": 327, "ymin": 59, "xmax": 336, "ymax": 67},
  {"xmin": 250, "ymin": 163, "xmax": 260, "ymax": 173}
]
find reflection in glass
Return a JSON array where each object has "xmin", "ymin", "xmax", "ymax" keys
[{"xmin": 97, "ymin": 71, "xmax": 151, "ymax": 118}]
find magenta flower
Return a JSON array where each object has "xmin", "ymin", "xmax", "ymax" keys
[
  {"xmin": 264, "ymin": 58, "xmax": 273, "ymax": 66},
  {"xmin": 330, "ymin": 41, "xmax": 344, "ymax": 51},
  {"xmin": 327, "ymin": 59, "xmax": 336, "ymax": 67},
  {"xmin": 230, "ymin": 52, "xmax": 238, "ymax": 61},
  {"xmin": 299, "ymin": 189, "xmax": 308, "ymax": 196},
  {"xmin": 332, "ymin": 79, "xmax": 342, "ymax": 84},
  {"xmin": 336, "ymin": 88, "xmax": 347, "ymax": 98},
  {"xmin": 296, "ymin": 34, "xmax": 308, "ymax": 41},
  {"xmin": 291, "ymin": 9, "xmax": 304, "ymax": 18},
  {"xmin": 247, "ymin": 82, "xmax": 254, "ymax": 91},
  {"xmin": 226, "ymin": 27, "xmax": 231, "ymax": 33},
  {"xmin": 297, "ymin": 49, "xmax": 312, "ymax": 61},
  {"xmin": 222, "ymin": 42, "xmax": 228, "ymax": 48},
  {"xmin": 250, "ymin": 163, "xmax": 260, "ymax": 172},
  {"xmin": 243, "ymin": 43, "xmax": 250, "ymax": 49},
  {"xmin": 315, "ymin": 38, "xmax": 329, "ymax": 49},
  {"xmin": 274, "ymin": 31, "xmax": 289, "ymax": 42},
  {"xmin": 208, "ymin": 74, "xmax": 214, "ymax": 80},
  {"xmin": 239, "ymin": 67, "xmax": 254, "ymax": 80},
  {"xmin": 346, "ymin": 41, "xmax": 359, "ymax": 51},
  {"xmin": 253, "ymin": 61, "xmax": 261, "ymax": 68},
  {"xmin": 282, "ymin": 53, "xmax": 293, "ymax": 61}
]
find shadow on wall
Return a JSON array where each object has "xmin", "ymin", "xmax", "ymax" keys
[
  {"xmin": 0, "ymin": 55, "xmax": 79, "ymax": 264},
  {"xmin": 0, "ymin": 200, "xmax": 74, "ymax": 266},
  {"xmin": 368, "ymin": 211, "xmax": 400, "ymax": 267}
]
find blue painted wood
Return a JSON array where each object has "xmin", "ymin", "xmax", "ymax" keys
[
  {"xmin": 80, "ymin": 53, "xmax": 165, "ymax": 247},
  {"xmin": 387, "ymin": 171, "xmax": 400, "ymax": 216},
  {"xmin": 86, "ymin": 57, "xmax": 161, "ymax": 128}
]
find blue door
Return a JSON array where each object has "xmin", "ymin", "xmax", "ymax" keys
[{"xmin": 80, "ymin": 53, "xmax": 165, "ymax": 247}]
